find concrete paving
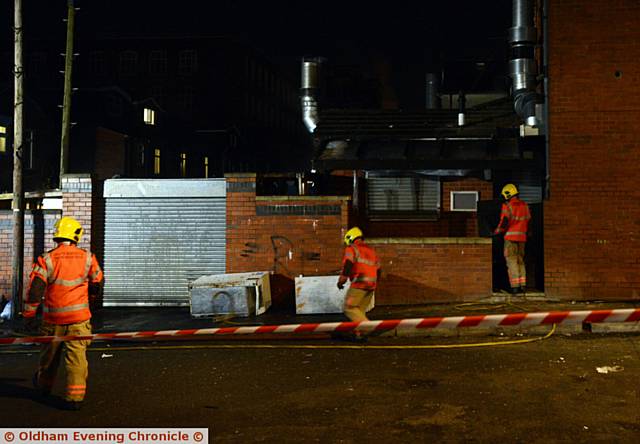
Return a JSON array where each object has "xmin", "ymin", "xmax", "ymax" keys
[
  {"xmin": 0, "ymin": 333, "xmax": 639, "ymax": 442},
  {"xmin": 2, "ymin": 297, "xmax": 639, "ymax": 343}
]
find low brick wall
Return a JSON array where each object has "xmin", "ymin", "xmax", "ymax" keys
[
  {"xmin": 225, "ymin": 174, "xmax": 492, "ymax": 305},
  {"xmin": 369, "ymin": 238, "xmax": 493, "ymax": 304},
  {"xmin": 0, "ymin": 211, "xmax": 60, "ymax": 299},
  {"xmin": 226, "ymin": 174, "xmax": 350, "ymax": 277},
  {"xmin": 0, "ymin": 174, "xmax": 94, "ymax": 301}
]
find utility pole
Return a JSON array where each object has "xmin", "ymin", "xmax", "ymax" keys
[
  {"xmin": 59, "ymin": 0, "xmax": 75, "ymax": 182},
  {"xmin": 11, "ymin": 0, "xmax": 24, "ymax": 319}
]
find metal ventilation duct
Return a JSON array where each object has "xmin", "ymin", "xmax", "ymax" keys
[
  {"xmin": 509, "ymin": 0, "xmax": 538, "ymax": 126},
  {"xmin": 300, "ymin": 57, "xmax": 323, "ymax": 133}
]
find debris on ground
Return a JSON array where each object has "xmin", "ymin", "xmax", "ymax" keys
[
  {"xmin": 595, "ymin": 365, "xmax": 623, "ymax": 374},
  {"xmin": 101, "ymin": 353, "xmax": 114, "ymax": 358}
]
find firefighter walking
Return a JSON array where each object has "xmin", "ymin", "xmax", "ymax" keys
[
  {"xmin": 492, "ymin": 184, "xmax": 531, "ymax": 294},
  {"xmin": 23, "ymin": 216, "xmax": 103, "ymax": 410},
  {"xmin": 337, "ymin": 227, "xmax": 381, "ymax": 324}
]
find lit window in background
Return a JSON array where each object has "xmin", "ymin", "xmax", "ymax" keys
[
  {"xmin": 154, "ymin": 149, "xmax": 161, "ymax": 175},
  {"xmin": 0, "ymin": 125, "xmax": 6, "ymax": 153},
  {"xmin": 143, "ymin": 108, "xmax": 155, "ymax": 125},
  {"xmin": 180, "ymin": 153, "xmax": 187, "ymax": 177},
  {"xmin": 204, "ymin": 156, "xmax": 209, "ymax": 178}
]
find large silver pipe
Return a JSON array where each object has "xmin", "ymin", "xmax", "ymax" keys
[
  {"xmin": 509, "ymin": 0, "xmax": 538, "ymax": 126},
  {"xmin": 425, "ymin": 73, "xmax": 441, "ymax": 109},
  {"xmin": 300, "ymin": 57, "xmax": 322, "ymax": 133}
]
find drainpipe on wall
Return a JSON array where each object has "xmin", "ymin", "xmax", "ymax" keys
[
  {"xmin": 542, "ymin": 0, "xmax": 550, "ymax": 198},
  {"xmin": 425, "ymin": 72, "xmax": 441, "ymax": 110},
  {"xmin": 300, "ymin": 57, "xmax": 323, "ymax": 133},
  {"xmin": 509, "ymin": 0, "xmax": 538, "ymax": 127}
]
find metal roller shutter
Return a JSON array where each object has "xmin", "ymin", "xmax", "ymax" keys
[
  {"xmin": 512, "ymin": 171, "xmax": 543, "ymax": 204},
  {"xmin": 103, "ymin": 179, "xmax": 226, "ymax": 306},
  {"xmin": 367, "ymin": 177, "xmax": 440, "ymax": 215}
]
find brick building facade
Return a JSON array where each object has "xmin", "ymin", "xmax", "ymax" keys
[{"xmin": 544, "ymin": 0, "xmax": 640, "ymax": 299}]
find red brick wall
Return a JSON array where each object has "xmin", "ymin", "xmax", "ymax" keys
[
  {"xmin": 0, "ymin": 175, "xmax": 95, "ymax": 302},
  {"xmin": 369, "ymin": 178, "xmax": 493, "ymax": 238},
  {"xmin": 226, "ymin": 174, "xmax": 492, "ymax": 305},
  {"xmin": 545, "ymin": 0, "xmax": 640, "ymax": 299},
  {"xmin": 371, "ymin": 239, "xmax": 493, "ymax": 304},
  {"xmin": 0, "ymin": 211, "xmax": 60, "ymax": 300},
  {"xmin": 226, "ymin": 174, "xmax": 350, "ymax": 277},
  {"xmin": 61, "ymin": 175, "xmax": 93, "ymax": 252}
]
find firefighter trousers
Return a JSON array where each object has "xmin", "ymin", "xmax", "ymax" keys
[
  {"xmin": 504, "ymin": 240, "xmax": 526, "ymax": 289},
  {"xmin": 36, "ymin": 320, "xmax": 92, "ymax": 402},
  {"xmin": 344, "ymin": 287, "xmax": 374, "ymax": 322}
]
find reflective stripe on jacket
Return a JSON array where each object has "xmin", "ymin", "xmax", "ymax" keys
[
  {"xmin": 341, "ymin": 239, "xmax": 380, "ymax": 290},
  {"xmin": 494, "ymin": 197, "xmax": 531, "ymax": 242},
  {"xmin": 24, "ymin": 243, "xmax": 103, "ymax": 324}
]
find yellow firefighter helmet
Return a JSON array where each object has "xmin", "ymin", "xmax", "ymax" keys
[
  {"xmin": 344, "ymin": 227, "xmax": 363, "ymax": 246},
  {"xmin": 53, "ymin": 216, "xmax": 84, "ymax": 243},
  {"xmin": 501, "ymin": 183, "xmax": 519, "ymax": 200}
]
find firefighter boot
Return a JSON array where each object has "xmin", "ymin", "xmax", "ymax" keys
[{"xmin": 32, "ymin": 371, "xmax": 51, "ymax": 397}]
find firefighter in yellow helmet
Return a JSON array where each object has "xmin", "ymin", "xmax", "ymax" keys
[
  {"xmin": 24, "ymin": 216, "xmax": 104, "ymax": 410},
  {"xmin": 337, "ymin": 227, "xmax": 381, "ymax": 339},
  {"xmin": 492, "ymin": 184, "xmax": 531, "ymax": 294}
]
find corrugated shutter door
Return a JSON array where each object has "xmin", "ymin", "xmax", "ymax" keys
[
  {"xmin": 512, "ymin": 171, "xmax": 543, "ymax": 204},
  {"xmin": 103, "ymin": 180, "xmax": 226, "ymax": 306},
  {"xmin": 368, "ymin": 177, "xmax": 439, "ymax": 212}
]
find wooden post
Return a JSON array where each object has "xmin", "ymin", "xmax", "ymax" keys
[
  {"xmin": 59, "ymin": 0, "xmax": 75, "ymax": 182},
  {"xmin": 11, "ymin": 0, "xmax": 24, "ymax": 319}
]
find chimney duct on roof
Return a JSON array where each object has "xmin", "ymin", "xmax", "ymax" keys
[
  {"xmin": 425, "ymin": 73, "xmax": 441, "ymax": 109},
  {"xmin": 509, "ymin": 0, "xmax": 538, "ymax": 126},
  {"xmin": 300, "ymin": 57, "xmax": 323, "ymax": 133}
]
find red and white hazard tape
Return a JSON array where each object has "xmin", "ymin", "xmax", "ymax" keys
[{"xmin": 1, "ymin": 308, "xmax": 639, "ymax": 345}]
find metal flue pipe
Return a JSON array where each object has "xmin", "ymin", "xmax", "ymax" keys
[
  {"xmin": 300, "ymin": 57, "xmax": 323, "ymax": 133},
  {"xmin": 509, "ymin": 0, "xmax": 538, "ymax": 126}
]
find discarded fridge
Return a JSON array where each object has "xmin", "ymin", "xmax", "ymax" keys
[
  {"xmin": 294, "ymin": 275, "xmax": 375, "ymax": 314},
  {"xmin": 189, "ymin": 272, "xmax": 271, "ymax": 318}
]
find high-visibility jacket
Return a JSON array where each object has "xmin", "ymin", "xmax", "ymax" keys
[
  {"xmin": 24, "ymin": 243, "xmax": 103, "ymax": 325},
  {"xmin": 494, "ymin": 197, "xmax": 531, "ymax": 242},
  {"xmin": 341, "ymin": 239, "xmax": 380, "ymax": 290}
]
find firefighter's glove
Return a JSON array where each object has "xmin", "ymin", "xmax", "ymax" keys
[
  {"xmin": 490, "ymin": 232, "xmax": 501, "ymax": 238},
  {"xmin": 337, "ymin": 276, "xmax": 348, "ymax": 290}
]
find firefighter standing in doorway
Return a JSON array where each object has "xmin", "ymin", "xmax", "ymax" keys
[
  {"xmin": 492, "ymin": 184, "xmax": 531, "ymax": 294},
  {"xmin": 23, "ymin": 216, "xmax": 104, "ymax": 410},
  {"xmin": 337, "ymin": 227, "xmax": 381, "ymax": 324}
]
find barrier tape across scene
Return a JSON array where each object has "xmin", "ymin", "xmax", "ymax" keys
[{"xmin": 1, "ymin": 308, "xmax": 639, "ymax": 346}]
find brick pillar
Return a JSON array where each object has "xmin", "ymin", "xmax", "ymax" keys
[
  {"xmin": 61, "ymin": 174, "xmax": 93, "ymax": 251},
  {"xmin": 225, "ymin": 173, "xmax": 257, "ymax": 273}
]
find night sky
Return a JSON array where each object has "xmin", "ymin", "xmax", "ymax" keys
[{"xmin": 3, "ymin": 0, "xmax": 513, "ymax": 105}]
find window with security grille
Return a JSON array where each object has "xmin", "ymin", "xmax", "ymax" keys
[{"xmin": 367, "ymin": 176, "xmax": 440, "ymax": 219}]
